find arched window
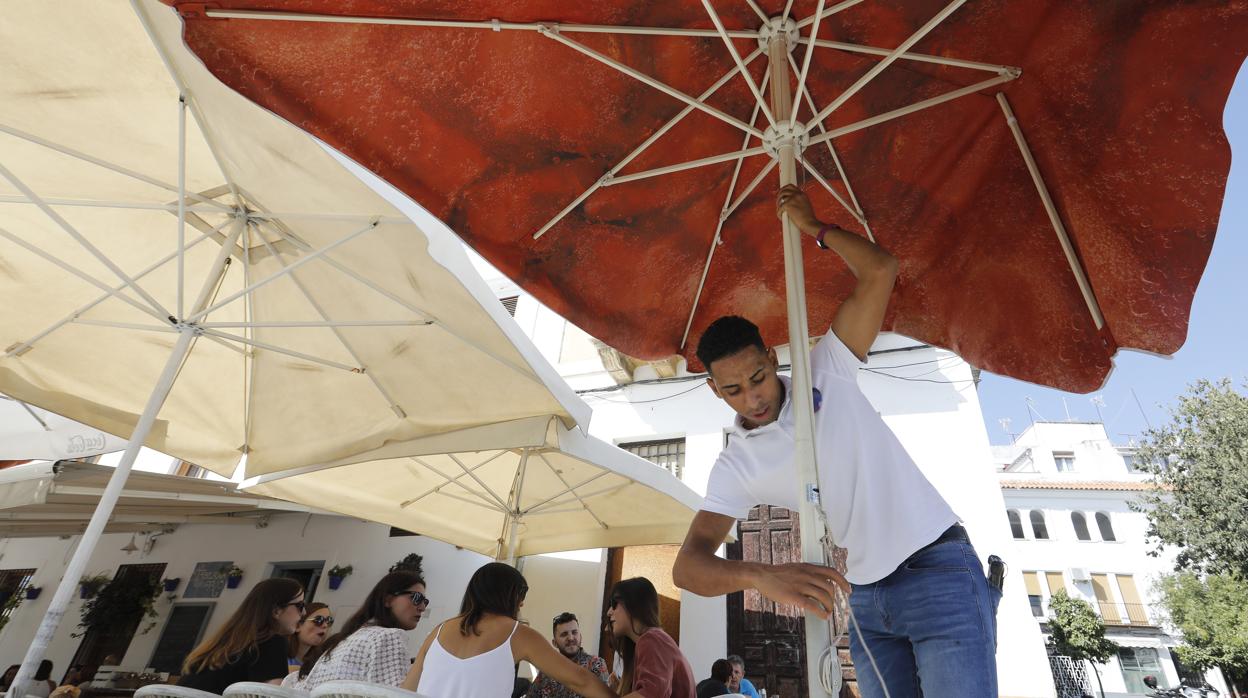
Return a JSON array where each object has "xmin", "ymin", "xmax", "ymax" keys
[
  {"xmin": 1007, "ymin": 510, "xmax": 1026, "ymax": 540},
  {"xmin": 1096, "ymin": 512, "xmax": 1116, "ymax": 541},
  {"xmin": 1071, "ymin": 512, "xmax": 1091, "ymax": 541},
  {"xmin": 1030, "ymin": 510, "xmax": 1050, "ymax": 540}
]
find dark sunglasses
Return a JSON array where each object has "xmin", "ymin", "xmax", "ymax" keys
[
  {"xmin": 284, "ymin": 601, "xmax": 307, "ymax": 613},
  {"xmin": 395, "ymin": 590, "xmax": 431, "ymax": 607},
  {"xmin": 308, "ymin": 614, "xmax": 335, "ymax": 627}
]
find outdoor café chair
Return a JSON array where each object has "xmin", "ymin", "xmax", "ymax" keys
[
  {"xmin": 134, "ymin": 685, "xmax": 221, "ymax": 698},
  {"xmin": 224, "ymin": 682, "xmax": 310, "ymax": 698},
  {"xmin": 310, "ymin": 680, "xmax": 428, "ymax": 698}
]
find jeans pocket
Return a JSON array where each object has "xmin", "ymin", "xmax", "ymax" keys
[{"xmin": 901, "ymin": 541, "xmax": 971, "ymax": 572}]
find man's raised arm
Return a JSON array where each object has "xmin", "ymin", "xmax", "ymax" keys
[
  {"xmin": 673, "ymin": 510, "xmax": 848, "ymax": 619},
  {"xmin": 776, "ymin": 184, "xmax": 898, "ymax": 361}
]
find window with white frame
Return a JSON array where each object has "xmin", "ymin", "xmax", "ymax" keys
[
  {"xmin": 1030, "ymin": 510, "xmax": 1050, "ymax": 540},
  {"xmin": 620, "ymin": 437, "xmax": 685, "ymax": 479},
  {"xmin": 1071, "ymin": 512, "xmax": 1091, "ymax": 541},
  {"xmin": 1096, "ymin": 512, "xmax": 1117, "ymax": 541},
  {"xmin": 1053, "ymin": 451, "xmax": 1076, "ymax": 472},
  {"xmin": 1007, "ymin": 510, "xmax": 1026, "ymax": 540},
  {"xmin": 1119, "ymin": 648, "xmax": 1169, "ymax": 693}
]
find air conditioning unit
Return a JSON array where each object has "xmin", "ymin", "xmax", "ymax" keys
[{"xmin": 1069, "ymin": 567, "xmax": 1091, "ymax": 582}]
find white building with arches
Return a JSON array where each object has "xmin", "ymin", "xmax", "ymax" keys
[{"xmin": 994, "ymin": 421, "xmax": 1230, "ymax": 697}]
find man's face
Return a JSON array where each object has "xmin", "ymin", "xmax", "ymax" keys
[
  {"xmin": 707, "ymin": 345, "xmax": 783, "ymax": 428},
  {"xmin": 552, "ymin": 620, "xmax": 582, "ymax": 658},
  {"xmin": 730, "ymin": 663, "xmax": 745, "ymax": 690}
]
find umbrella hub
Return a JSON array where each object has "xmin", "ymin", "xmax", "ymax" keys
[
  {"xmin": 756, "ymin": 16, "xmax": 799, "ymax": 53},
  {"xmin": 761, "ymin": 121, "xmax": 809, "ymax": 159}
]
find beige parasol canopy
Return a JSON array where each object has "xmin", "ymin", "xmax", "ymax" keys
[
  {"xmin": 0, "ymin": 2, "xmax": 589, "ymax": 693},
  {"xmin": 245, "ymin": 416, "xmax": 706, "ymax": 560}
]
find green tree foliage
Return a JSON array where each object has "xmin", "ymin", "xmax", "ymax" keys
[
  {"xmin": 1134, "ymin": 379, "xmax": 1248, "ymax": 577},
  {"xmin": 1155, "ymin": 572, "xmax": 1248, "ymax": 678},
  {"xmin": 1048, "ymin": 590, "xmax": 1120, "ymax": 664}
]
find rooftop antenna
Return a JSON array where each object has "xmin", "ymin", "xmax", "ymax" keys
[
  {"xmin": 1061, "ymin": 397, "xmax": 1073, "ymax": 422},
  {"xmin": 998, "ymin": 417, "xmax": 1015, "ymax": 443},
  {"xmin": 1090, "ymin": 395, "xmax": 1106, "ymax": 424},
  {"xmin": 1131, "ymin": 388, "xmax": 1154, "ymax": 431},
  {"xmin": 1023, "ymin": 397, "xmax": 1044, "ymax": 426}
]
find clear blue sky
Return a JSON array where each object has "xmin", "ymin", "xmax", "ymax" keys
[{"xmin": 977, "ymin": 61, "xmax": 1248, "ymax": 446}]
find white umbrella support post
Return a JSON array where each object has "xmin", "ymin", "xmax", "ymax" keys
[
  {"xmin": 4, "ymin": 328, "xmax": 195, "ymax": 698},
  {"xmin": 767, "ymin": 17, "xmax": 837, "ymax": 698}
]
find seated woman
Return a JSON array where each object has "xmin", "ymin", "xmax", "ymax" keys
[
  {"xmin": 178, "ymin": 578, "xmax": 305, "ymax": 693},
  {"xmin": 607, "ymin": 577, "xmax": 695, "ymax": 698},
  {"xmin": 27, "ymin": 660, "xmax": 58, "ymax": 698},
  {"xmin": 300, "ymin": 570, "xmax": 427, "ymax": 690},
  {"xmin": 403, "ymin": 562, "xmax": 615, "ymax": 698},
  {"xmin": 281, "ymin": 602, "xmax": 333, "ymax": 688},
  {"xmin": 695, "ymin": 660, "xmax": 732, "ymax": 698}
]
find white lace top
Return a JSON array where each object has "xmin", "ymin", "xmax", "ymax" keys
[{"xmin": 302, "ymin": 624, "xmax": 411, "ymax": 690}]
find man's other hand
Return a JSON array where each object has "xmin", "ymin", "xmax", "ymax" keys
[{"xmin": 753, "ymin": 561, "xmax": 851, "ymax": 619}]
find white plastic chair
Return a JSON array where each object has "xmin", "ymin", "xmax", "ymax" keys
[
  {"xmin": 309, "ymin": 681, "xmax": 428, "ymax": 698},
  {"xmin": 223, "ymin": 682, "xmax": 310, "ymax": 698},
  {"xmin": 134, "ymin": 685, "xmax": 221, "ymax": 698}
]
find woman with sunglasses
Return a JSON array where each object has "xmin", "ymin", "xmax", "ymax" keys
[
  {"xmin": 178, "ymin": 577, "xmax": 306, "ymax": 693},
  {"xmin": 403, "ymin": 562, "xmax": 616, "ymax": 698},
  {"xmin": 606, "ymin": 577, "xmax": 695, "ymax": 698},
  {"xmin": 300, "ymin": 570, "xmax": 428, "ymax": 690},
  {"xmin": 280, "ymin": 602, "xmax": 333, "ymax": 687}
]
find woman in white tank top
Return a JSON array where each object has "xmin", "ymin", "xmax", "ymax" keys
[{"xmin": 404, "ymin": 563, "xmax": 616, "ymax": 698}]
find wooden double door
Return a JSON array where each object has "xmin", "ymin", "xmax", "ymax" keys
[{"xmin": 726, "ymin": 505, "xmax": 858, "ymax": 698}]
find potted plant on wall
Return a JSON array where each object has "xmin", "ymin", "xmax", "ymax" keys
[
  {"xmin": 389, "ymin": 553, "xmax": 423, "ymax": 574},
  {"xmin": 76, "ymin": 574, "xmax": 162, "ymax": 639},
  {"xmin": 79, "ymin": 573, "xmax": 111, "ymax": 600},
  {"xmin": 223, "ymin": 565, "xmax": 244, "ymax": 589},
  {"xmin": 24, "ymin": 585, "xmax": 42, "ymax": 600},
  {"xmin": 162, "ymin": 577, "xmax": 181, "ymax": 593},
  {"xmin": 0, "ymin": 591, "xmax": 22, "ymax": 634},
  {"xmin": 326, "ymin": 565, "xmax": 353, "ymax": 590}
]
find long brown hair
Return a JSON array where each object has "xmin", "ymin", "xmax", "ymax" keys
[
  {"xmin": 457, "ymin": 562, "xmax": 527, "ymax": 637},
  {"xmin": 608, "ymin": 577, "xmax": 662, "ymax": 694},
  {"xmin": 183, "ymin": 577, "xmax": 304, "ymax": 674},
  {"xmin": 299, "ymin": 571, "xmax": 424, "ymax": 678},
  {"xmin": 287, "ymin": 602, "xmax": 330, "ymax": 660}
]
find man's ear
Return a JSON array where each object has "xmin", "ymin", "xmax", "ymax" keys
[
  {"xmin": 767, "ymin": 346, "xmax": 779, "ymax": 368},
  {"xmin": 551, "ymin": 638, "xmax": 559, "ymax": 650},
  {"xmin": 706, "ymin": 376, "xmax": 722, "ymax": 399}
]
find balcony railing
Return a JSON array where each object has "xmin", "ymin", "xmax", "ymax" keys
[{"xmin": 1037, "ymin": 600, "xmax": 1156, "ymax": 627}]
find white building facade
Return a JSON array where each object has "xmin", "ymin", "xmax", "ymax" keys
[{"xmin": 994, "ymin": 421, "xmax": 1231, "ymax": 697}]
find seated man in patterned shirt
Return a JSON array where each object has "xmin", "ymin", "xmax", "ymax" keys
[{"xmin": 527, "ymin": 612, "xmax": 610, "ymax": 697}]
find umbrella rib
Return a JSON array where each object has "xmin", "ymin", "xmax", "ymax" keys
[
  {"xmin": 3, "ymin": 219, "xmax": 231, "ymax": 358},
  {"xmin": 0, "ymin": 123, "xmax": 231, "ymax": 211},
  {"xmin": 447, "ymin": 453, "xmax": 512, "ymax": 511},
  {"xmin": 199, "ymin": 328, "xmax": 363, "ymax": 373},
  {"xmin": 0, "ymin": 161, "xmax": 174, "ymax": 319},
  {"xmin": 186, "ymin": 218, "xmax": 381, "ymax": 323},
  {"xmin": 524, "ymin": 453, "xmax": 609, "ymax": 529},
  {"xmin": 539, "ymin": 28, "xmax": 764, "ymax": 139},
  {"xmin": 242, "ymin": 221, "xmax": 256, "ymax": 455},
  {"xmin": 0, "ymin": 196, "xmax": 229, "ymax": 215},
  {"xmin": 790, "ymin": 0, "xmax": 827, "ymax": 130},
  {"xmin": 800, "ymin": 158, "xmax": 863, "ymax": 228},
  {"xmin": 71, "ymin": 320, "xmax": 179, "ymax": 333},
  {"xmin": 531, "ymin": 47, "xmax": 765, "ymax": 241},
  {"xmin": 520, "ymin": 470, "xmax": 610, "ymax": 515},
  {"xmin": 743, "ymin": 0, "xmax": 769, "ymax": 23},
  {"xmin": 805, "ymin": 72, "xmax": 1018, "ymax": 148},
  {"xmin": 199, "ymin": 320, "xmax": 433, "ymax": 329},
  {"xmin": 603, "ymin": 147, "xmax": 768, "ymax": 187},
  {"xmin": 797, "ymin": 38, "xmax": 1019, "ymax": 75},
  {"xmin": 701, "ymin": 0, "xmax": 776, "ymax": 128},
  {"xmin": 678, "ymin": 67, "xmax": 774, "ymax": 349},
  {"xmin": 808, "ymin": 0, "xmax": 967, "ymax": 128},
  {"xmin": 249, "ymin": 220, "xmax": 407, "ymax": 416},
  {"xmin": 996, "ymin": 93, "xmax": 1106, "ymax": 331},
  {"xmin": 200, "ymin": 9, "xmax": 759, "ymax": 39},
  {"xmin": 400, "ymin": 452, "xmax": 511, "ymax": 509},
  {"xmin": 788, "ymin": 54, "xmax": 874, "ymax": 240},
  {"xmin": 131, "ymin": 0, "xmax": 242, "ymax": 204},
  {"xmin": 251, "ymin": 219, "xmax": 557, "ymax": 392},
  {"xmin": 796, "ymin": 0, "xmax": 865, "ymax": 29},
  {"xmin": 0, "ymin": 225, "xmax": 173, "ymax": 327},
  {"xmin": 528, "ymin": 480, "xmax": 633, "ymax": 515},
  {"xmin": 245, "ymin": 210, "xmax": 414, "ymax": 225}
]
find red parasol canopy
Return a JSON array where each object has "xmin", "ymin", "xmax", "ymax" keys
[{"xmin": 164, "ymin": 1, "xmax": 1246, "ymax": 391}]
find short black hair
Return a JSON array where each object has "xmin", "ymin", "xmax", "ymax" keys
[
  {"xmin": 711, "ymin": 659, "xmax": 733, "ymax": 683},
  {"xmin": 696, "ymin": 315, "xmax": 766, "ymax": 371},
  {"xmin": 552, "ymin": 611, "xmax": 578, "ymax": 634}
]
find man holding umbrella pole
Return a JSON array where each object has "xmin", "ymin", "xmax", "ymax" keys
[{"xmin": 673, "ymin": 185, "xmax": 1002, "ymax": 697}]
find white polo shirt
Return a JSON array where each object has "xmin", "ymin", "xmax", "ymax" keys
[{"xmin": 701, "ymin": 330, "xmax": 959, "ymax": 585}]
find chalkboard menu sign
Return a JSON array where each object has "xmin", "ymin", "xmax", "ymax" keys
[
  {"xmin": 183, "ymin": 561, "xmax": 231, "ymax": 599},
  {"xmin": 148, "ymin": 604, "xmax": 214, "ymax": 674}
]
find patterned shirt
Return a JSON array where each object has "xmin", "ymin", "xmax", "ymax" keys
[
  {"xmin": 303, "ymin": 624, "xmax": 411, "ymax": 691},
  {"xmin": 527, "ymin": 650, "xmax": 610, "ymax": 698}
]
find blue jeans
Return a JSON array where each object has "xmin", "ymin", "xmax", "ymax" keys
[{"xmin": 847, "ymin": 530, "xmax": 1002, "ymax": 698}]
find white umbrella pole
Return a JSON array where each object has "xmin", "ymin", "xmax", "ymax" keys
[
  {"xmin": 768, "ymin": 27, "xmax": 836, "ymax": 698},
  {"xmin": 5, "ymin": 328, "xmax": 195, "ymax": 698}
]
